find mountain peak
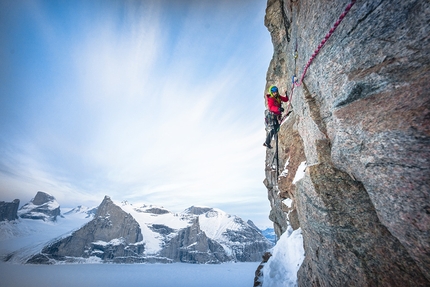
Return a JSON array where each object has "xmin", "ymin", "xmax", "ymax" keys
[
  {"xmin": 18, "ymin": 191, "xmax": 60, "ymax": 221},
  {"xmin": 183, "ymin": 206, "xmax": 213, "ymax": 215},
  {"xmin": 32, "ymin": 191, "xmax": 55, "ymax": 205}
]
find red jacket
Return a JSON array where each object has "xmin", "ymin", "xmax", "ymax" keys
[{"xmin": 266, "ymin": 94, "xmax": 289, "ymax": 115}]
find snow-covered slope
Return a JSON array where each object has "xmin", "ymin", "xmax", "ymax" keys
[
  {"xmin": 18, "ymin": 191, "xmax": 61, "ymax": 221},
  {"xmin": 3, "ymin": 197, "xmax": 272, "ymax": 264},
  {"xmin": 260, "ymin": 227, "xmax": 304, "ymax": 287},
  {"xmin": 198, "ymin": 208, "xmax": 262, "ymax": 259},
  {"xmin": 118, "ymin": 201, "xmax": 273, "ymax": 261},
  {"xmin": 0, "ymin": 211, "xmax": 94, "ymax": 263},
  {"xmin": 118, "ymin": 201, "xmax": 191, "ymax": 255},
  {"xmin": 63, "ymin": 205, "xmax": 97, "ymax": 219}
]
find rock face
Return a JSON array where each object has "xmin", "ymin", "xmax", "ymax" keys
[
  {"xmin": 254, "ymin": 252, "xmax": 272, "ymax": 287},
  {"xmin": 18, "ymin": 191, "xmax": 61, "ymax": 221},
  {"xmin": 263, "ymin": 0, "xmax": 430, "ymax": 286},
  {"xmin": 0, "ymin": 199, "xmax": 19, "ymax": 221},
  {"xmin": 27, "ymin": 196, "xmax": 144, "ymax": 264},
  {"xmin": 159, "ymin": 217, "xmax": 229, "ymax": 263},
  {"xmin": 151, "ymin": 206, "xmax": 273, "ymax": 263}
]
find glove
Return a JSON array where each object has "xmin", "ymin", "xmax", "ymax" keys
[{"xmin": 279, "ymin": 107, "xmax": 285, "ymax": 113}]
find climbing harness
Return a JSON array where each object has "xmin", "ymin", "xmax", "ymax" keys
[{"xmin": 280, "ymin": 0, "xmax": 356, "ymax": 125}]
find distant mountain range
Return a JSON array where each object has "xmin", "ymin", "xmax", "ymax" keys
[
  {"xmin": 1, "ymin": 192, "xmax": 273, "ymax": 264},
  {"xmin": 261, "ymin": 228, "xmax": 276, "ymax": 244},
  {"xmin": 63, "ymin": 205, "xmax": 97, "ymax": 218}
]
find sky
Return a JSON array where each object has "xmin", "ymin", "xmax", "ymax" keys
[{"xmin": 0, "ymin": 0, "xmax": 273, "ymax": 228}]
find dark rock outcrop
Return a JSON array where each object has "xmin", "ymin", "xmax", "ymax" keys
[
  {"xmin": 254, "ymin": 252, "xmax": 272, "ymax": 287},
  {"xmin": 156, "ymin": 209, "xmax": 273, "ymax": 263},
  {"xmin": 183, "ymin": 206, "xmax": 213, "ymax": 215},
  {"xmin": 247, "ymin": 220, "xmax": 260, "ymax": 232},
  {"xmin": 223, "ymin": 218, "xmax": 273, "ymax": 262},
  {"xmin": 18, "ymin": 191, "xmax": 61, "ymax": 221},
  {"xmin": 143, "ymin": 207, "xmax": 170, "ymax": 214},
  {"xmin": 0, "ymin": 199, "xmax": 19, "ymax": 221},
  {"xmin": 27, "ymin": 196, "xmax": 144, "ymax": 263},
  {"xmin": 148, "ymin": 224, "xmax": 175, "ymax": 235},
  {"xmin": 159, "ymin": 217, "xmax": 229, "ymax": 264},
  {"xmin": 263, "ymin": 0, "xmax": 430, "ymax": 286}
]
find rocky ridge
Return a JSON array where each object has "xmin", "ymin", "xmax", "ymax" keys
[
  {"xmin": 18, "ymin": 191, "xmax": 61, "ymax": 221},
  {"xmin": 23, "ymin": 197, "xmax": 272, "ymax": 264},
  {"xmin": 261, "ymin": 0, "xmax": 429, "ymax": 286},
  {"xmin": 28, "ymin": 196, "xmax": 144, "ymax": 264}
]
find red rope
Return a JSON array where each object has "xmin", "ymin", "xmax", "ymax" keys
[
  {"xmin": 280, "ymin": 0, "xmax": 356, "ymax": 124},
  {"xmin": 296, "ymin": 0, "xmax": 356, "ymax": 86}
]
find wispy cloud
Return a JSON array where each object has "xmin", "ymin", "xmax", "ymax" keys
[{"xmin": 0, "ymin": 0, "xmax": 273, "ymax": 227}]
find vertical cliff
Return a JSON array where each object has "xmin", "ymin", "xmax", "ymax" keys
[
  {"xmin": 263, "ymin": 0, "xmax": 430, "ymax": 286},
  {"xmin": 27, "ymin": 196, "xmax": 145, "ymax": 264},
  {"xmin": 0, "ymin": 199, "xmax": 19, "ymax": 221}
]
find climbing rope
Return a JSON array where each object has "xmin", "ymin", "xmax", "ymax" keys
[
  {"xmin": 280, "ymin": 0, "xmax": 356, "ymax": 124},
  {"xmin": 296, "ymin": 0, "xmax": 356, "ymax": 86}
]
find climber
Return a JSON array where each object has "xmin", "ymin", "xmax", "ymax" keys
[{"xmin": 264, "ymin": 85, "xmax": 289, "ymax": 149}]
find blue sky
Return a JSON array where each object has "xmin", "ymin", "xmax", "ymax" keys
[{"xmin": 0, "ymin": 0, "xmax": 273, "ymax": 227}]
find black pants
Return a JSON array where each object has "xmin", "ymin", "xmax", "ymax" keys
[{"xmin": 265, "ymin": 119, "xmax": 279, "ymax": 146}]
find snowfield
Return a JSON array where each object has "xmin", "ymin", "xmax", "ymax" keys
[
  {"xmin": 0, "ymin": 200, "xmax": 289, "ymax": 286},
  {"xmin": 261, "ymin": 227, "xmax": 304, "ymax": 287},
  {"xmin": 0, "ymin": 262, "xmax": 258, "ymax": 287},
  {"xmin": 118, "ymin": 201, "xmax": 192, "ymax": 255},
  {"xmin": 0, "ymin": 209, "xmax": 259, "ymax": 287},
  {"xmin": 0, "ymin": 208, "xmax": 93, "ymax": 264}
]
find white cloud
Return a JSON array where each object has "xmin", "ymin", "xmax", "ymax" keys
[{"xmin": 0, "ymin": 0, "xmax": 273, "ymax": 226}]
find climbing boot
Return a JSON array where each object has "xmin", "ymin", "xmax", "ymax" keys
[{"xmin": 263, "ymin": 143, "xmax": 273, "ymax": 149}]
